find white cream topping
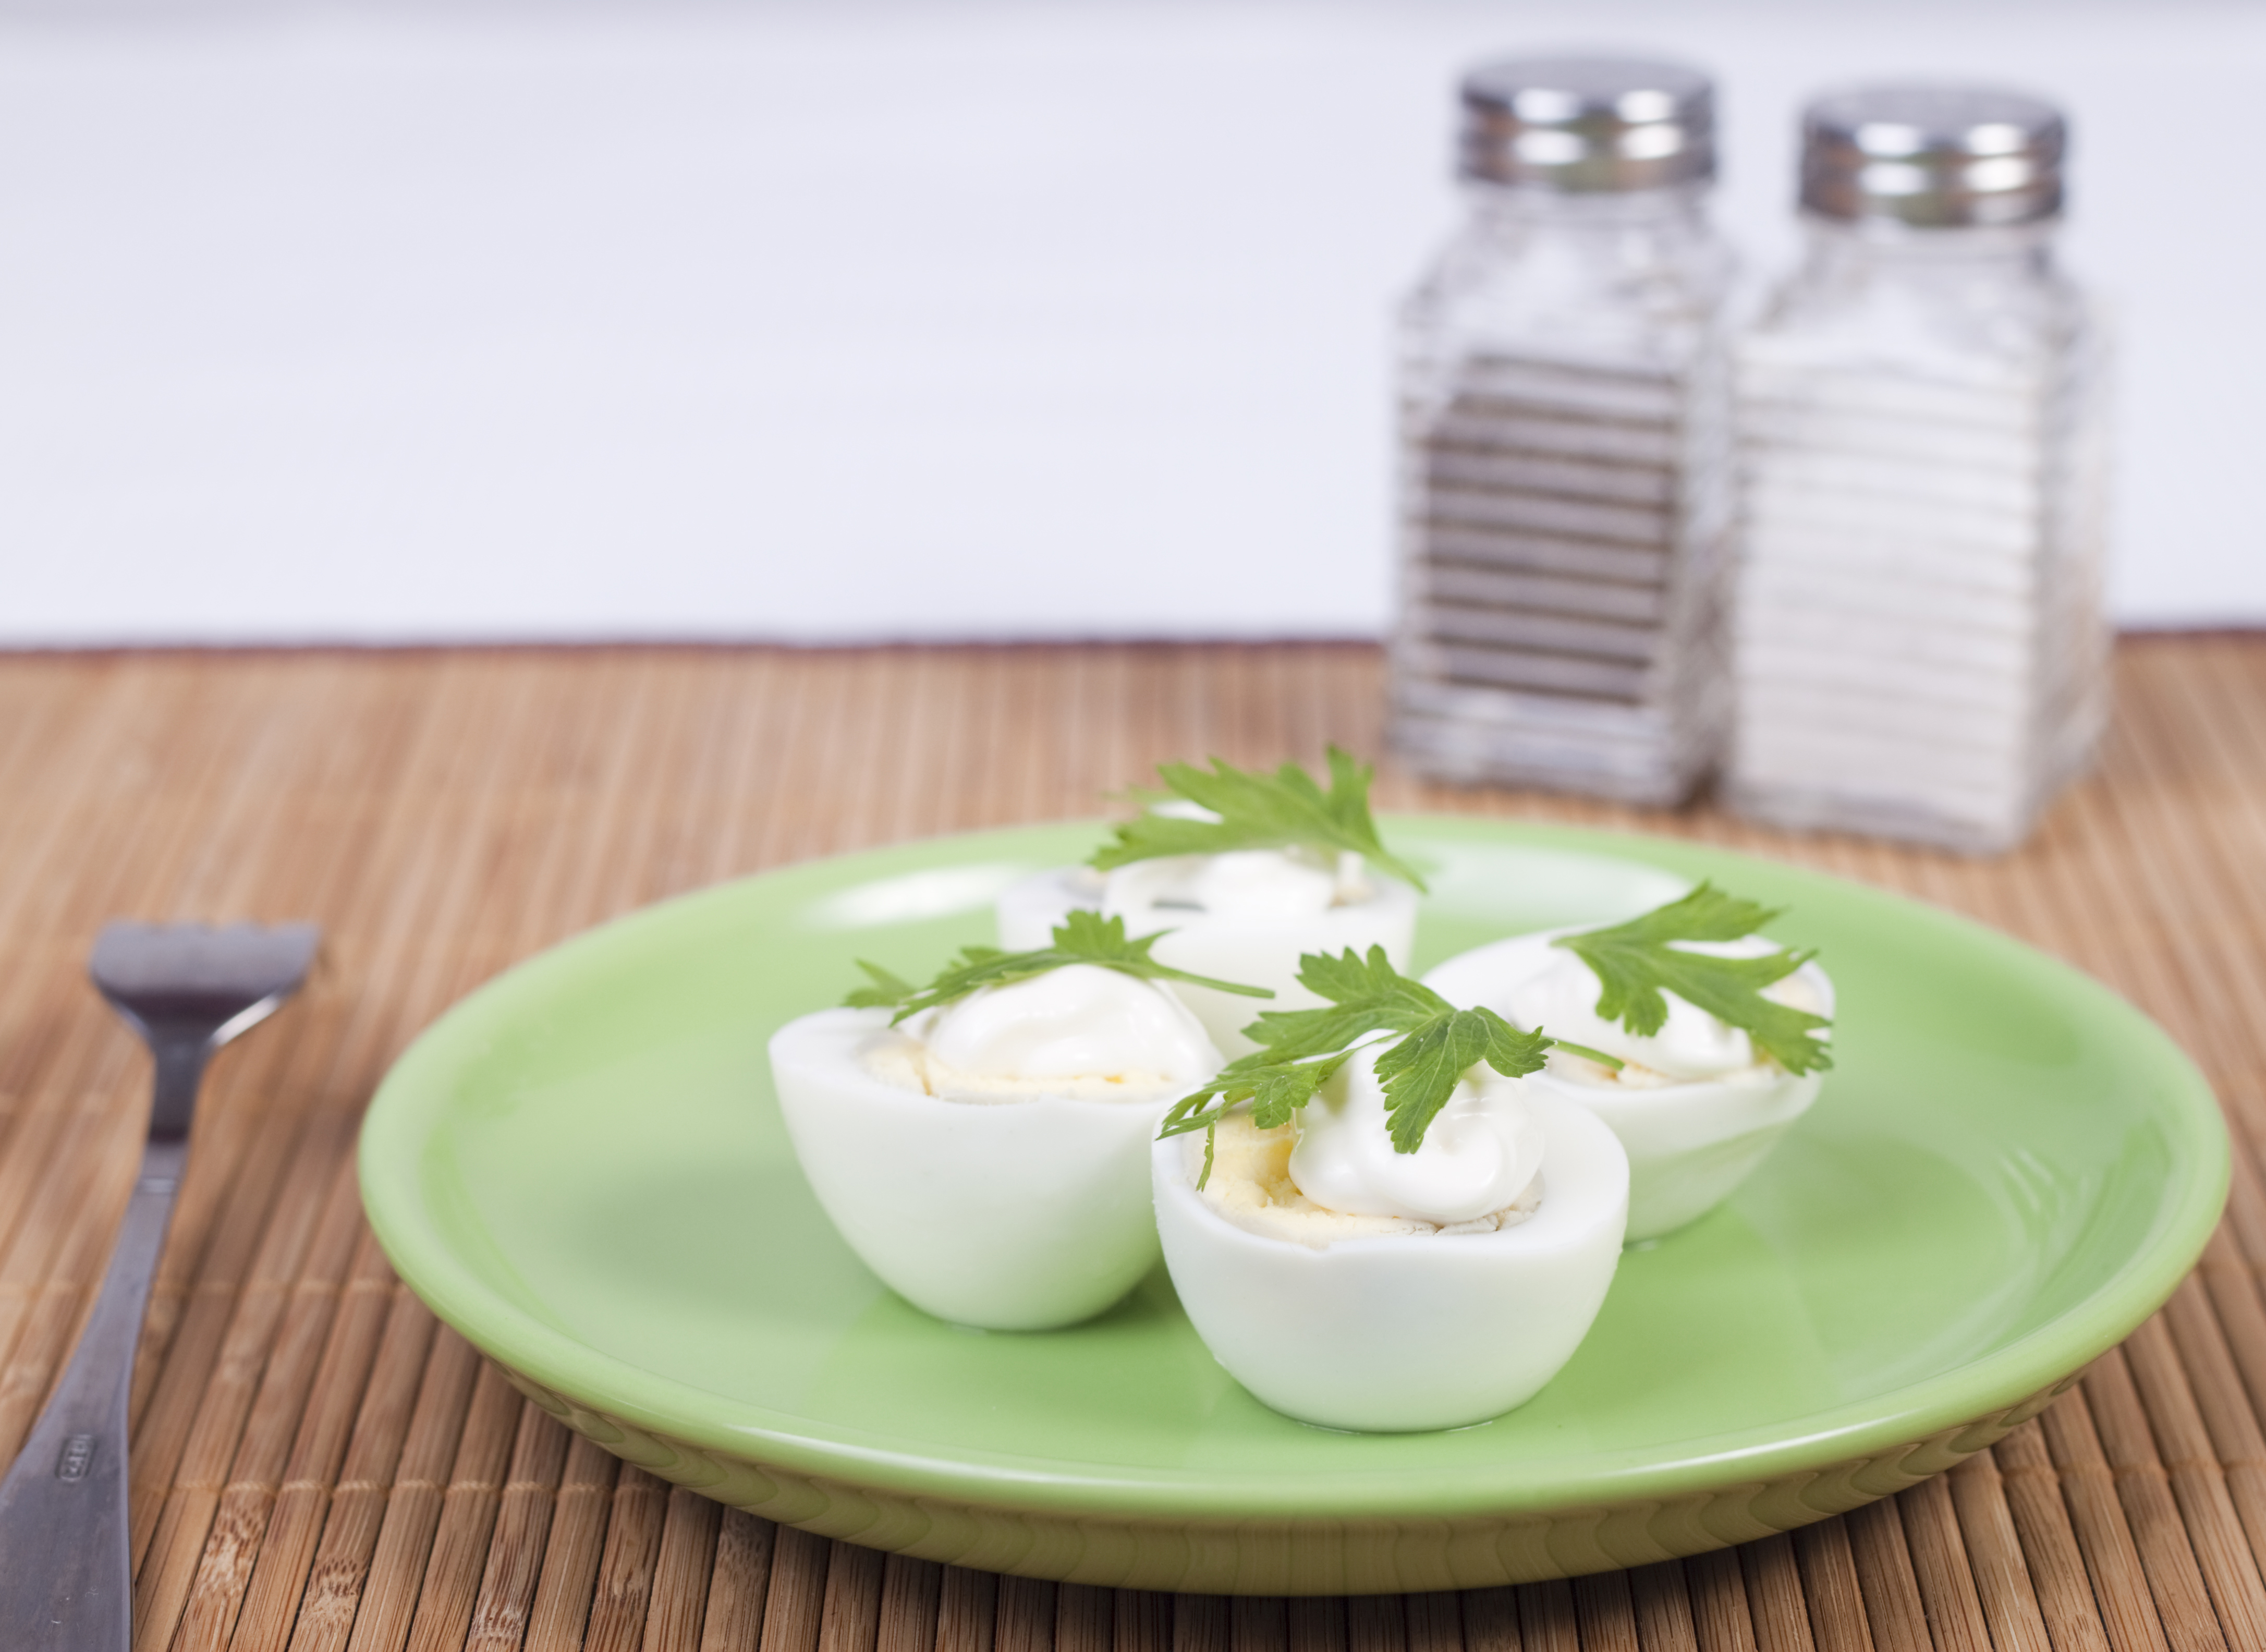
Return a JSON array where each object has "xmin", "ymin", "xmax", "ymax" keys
[
  {"xmin": 862, "ymin": 963, "xmax": 1221, "ymax": 1103},
  {"xmin": 1282, "ymin": 1041, "xmax": 1546, "ymax": 1226},
  {"xmin": 1100, "ymin": 848, "xmax": 1372, "ymax": 926},
  {"xmin": 1506, "ymin": 935, "xmax": 1829, "ymax": 1083}
]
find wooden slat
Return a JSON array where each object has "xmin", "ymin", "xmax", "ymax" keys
[
  {"xmin": 336, "ymin": 1326, "xmax": 484, "ymax": 1652},
  {"xmin": 1177, "ymin": 1593, "xmax": 1229, "ymax": 1652},
  {"xmin": 1456, "ymin": 1593, "xmax": 1514, "ymax": 1652},
  {"xmin": 763, "ymin": 1526, "xmax": 835, "ymax": 1652},
  {"xmin": 1991, "ymin": 1420, "xmax": 2121, "ymax": 1652},
  {"xmin": 2078, "ymin": 1352, "xmax": 2231, "ymax": 1652},
  {"xmin": 584, "ymin": 1466, "xmax": 672, "ymax": 1652},
  {"xmin": 1403, "ymin": 1595, "xmax": 1458, "ymax": 1652},
  {"xmin": 1571, "ymin": 1573, "xmax": 1638, "ymax": 1652},
  {"xmin": 1789, "ymin": 1522, "xmax": 1870, "ymax": 1652},
  {"xmin": 1118, "ymin": 1590, "xmax": 1169, "ymax": 1652},
  {"xmin": 823, "ymin": 1543, "xmax": 888, "ymax": 1652},
  {"xmin": 284, "ymin": 1289, "xmax": 440, "ymax": 1652},
  {"xmin": 1841, "ymin": 1503, "xmax": 1924, "ymax": 1652},
  {"xmin": 1626, "ymin": 1564, "xmax": 1697, "ymax": 1652},
  {"xmin": 876, "ymin": 1558, "xmax": 941, "ymax": 1652},
  {"xmin": 527, "ymin": 1435, "xmax": 625, "ymax": 1651},
  {"xmin": 1889, "ymin": 1475, "xmax": 1990, "ymax": 1652},
  {"xmin": 462, "ymin": 1407, "xmax": 574, "ymax": 1652},
  {"xmin": 1061, "ymin": 1589, "xmax": 1112, "ymax": 1652},
  {"xmin": 2, "ymin": 638, "xmax": 2266, "ymax": 1652},
  {"xmin": 1513, "ymin": 1581, "xmax": 1574, "ymax": 1652},
  {"xmin": 702, "ymin": 1513, "xmax": 779, "ymax": 1652},
  {"xmin": 1680, "ymin": 1554, "xmax": 1752, "ymax": 1652}
]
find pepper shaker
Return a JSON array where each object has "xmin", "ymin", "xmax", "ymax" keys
[{"xmin": 1389, "ymin": 56, "xmax": 1737, "ymax": 805}]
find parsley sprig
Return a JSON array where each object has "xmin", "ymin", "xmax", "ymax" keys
[
  {"xmin": 845, "ymin": 910, "xmax": 1273, "ymax": 1026},
  {"xmin": 1089, "ymin": 748, "xmax": 1427, "ymax": 892},
  {"xmin": 1159, "ymin": 946, "xmax": 1565, "ymax": 1184},
  {"xmin": 1555, "ymin": 883, "xmax": 1832, "ymax": 1076}
]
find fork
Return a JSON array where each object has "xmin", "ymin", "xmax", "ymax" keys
[{"xmin": 0, "ymin": 922, "xmax": 319, "ymax": 1649}]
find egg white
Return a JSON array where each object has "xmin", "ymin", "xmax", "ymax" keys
[
  {"xmin": 1150, "ymin": 1090, "xmax": 1627, "ymax": 1432},
  {"xmin": 768, "ymin": 1006, "xmax": 1174, "ymax": 1330}
]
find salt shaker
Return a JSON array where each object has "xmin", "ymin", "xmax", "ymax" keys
[
  {"xmin": 1726, "ymin": 86, "xmax": 2109, "ymax": 854},
  {"xmin": 1389, "ymin": 56, "xmax": 1736, "ymax": 805}
]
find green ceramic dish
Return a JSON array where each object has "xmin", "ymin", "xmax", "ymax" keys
[{"xmin": 358, "ymin": 819, "xmax": 2228, "ymax": 1595}]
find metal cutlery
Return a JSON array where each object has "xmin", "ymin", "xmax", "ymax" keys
[{"xmin": 0, "ymin": 922, "xmax": 320, "ymax": 1650}]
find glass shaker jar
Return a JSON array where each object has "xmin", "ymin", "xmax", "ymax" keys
[
  {"xmin": 1389, "ymin": 57, "xmax": 1736, "ymax": 805},
  {"xmin": 1725, "ymin": 86, "xmax": 2108, "ymax": 854}
]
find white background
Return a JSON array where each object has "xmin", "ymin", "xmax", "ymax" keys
[{"xmin": 2, "ymin": 0, "xmax": 2258, "ymax": 645}]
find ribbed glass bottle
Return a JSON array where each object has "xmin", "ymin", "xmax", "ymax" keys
[
  {"xmin": 1390, "ymin": 56, "xmax": 1736, "ymax": 805},
  {"xmin": 1725, "ymin": 86, "xmax": 2109, "ymax": 853}
]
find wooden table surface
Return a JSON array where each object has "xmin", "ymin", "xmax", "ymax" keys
[{"xmin": 4, "ymin": 637, "xmax": 2266, "ymax": 1652}]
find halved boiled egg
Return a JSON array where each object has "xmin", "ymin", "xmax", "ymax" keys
[
  {"xmin": 1150, "ymin": 1046, "xmax": 1627, "ymax": 1431},
  {"xmin": 769, "ymin": 964, "xmax": 1222, "ymax": 1330},
  {"xmin": 997, "ymin": 849, "xmax": 1417, "ymax": 1054},
  {"xmin": 1426, "ymin": 930, "xmax": 1834, "ymax": 1242}
]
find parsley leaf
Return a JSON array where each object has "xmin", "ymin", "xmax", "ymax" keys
[
  {"xmin": 844, "ymin": 961, "xmax": 917, "ymax": 1009},
  {"xmin": 1372, "ymin": 1004, "xmax": 1556, "ymax": 1153},
  {"xmin": 1159, "ymin": 946, "xmax": 1554, "ymax": 1175},
  {"xmin": 844, "ymin": 909, "xmax": 1273, "ymax": 1025},
  {"xmin": 1553, "ymin": 883, "xmax": 1832, "ymax": 1076},
  {"xmin": 1089, "ymin": 747, "xmax": 1427, "ymax": 891}
]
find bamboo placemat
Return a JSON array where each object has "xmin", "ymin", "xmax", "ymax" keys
[{"xmin": 3, "ymin": 638, "xmax": 2265, "ymax": 1652}]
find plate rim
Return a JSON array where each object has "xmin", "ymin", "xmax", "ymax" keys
[{"xmin": 358, "ymin": 816, "xmax": 2231, "ymax": 1524}]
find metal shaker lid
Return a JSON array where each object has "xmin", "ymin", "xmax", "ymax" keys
[
  {"xmin": 1800, "ymin": 84, "xmax": 2066, "ymax": 227},
  {"xmin": 1458, "ymin": 56, "xmax": 1715, "ymax": 192}
]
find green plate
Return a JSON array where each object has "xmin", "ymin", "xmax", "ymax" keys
[{"xmin": 358, "ymin": 819, "xmax": 2228, "ymax": 1595}]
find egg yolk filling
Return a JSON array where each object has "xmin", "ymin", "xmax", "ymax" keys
[
  {"xmin": 1198, "ymin": 1115, "xmax": 1543, "ymax": 1249},
  {"xmin": 862, "ymin": 1033, "xmax": 1195, "ymax": 1105},
  {"xmin": 858, "ymin": 962, "xmax": 1224, "ymax": 1107}
]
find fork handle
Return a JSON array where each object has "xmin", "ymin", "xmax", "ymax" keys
[{"xmin": 0, "ymin": 1133, "xmax": 189, "ymax": 1649}]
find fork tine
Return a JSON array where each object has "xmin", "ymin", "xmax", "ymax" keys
[{"xmin": 88, "ymin": 921, "xmax": 320, "ymax": 1049}]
